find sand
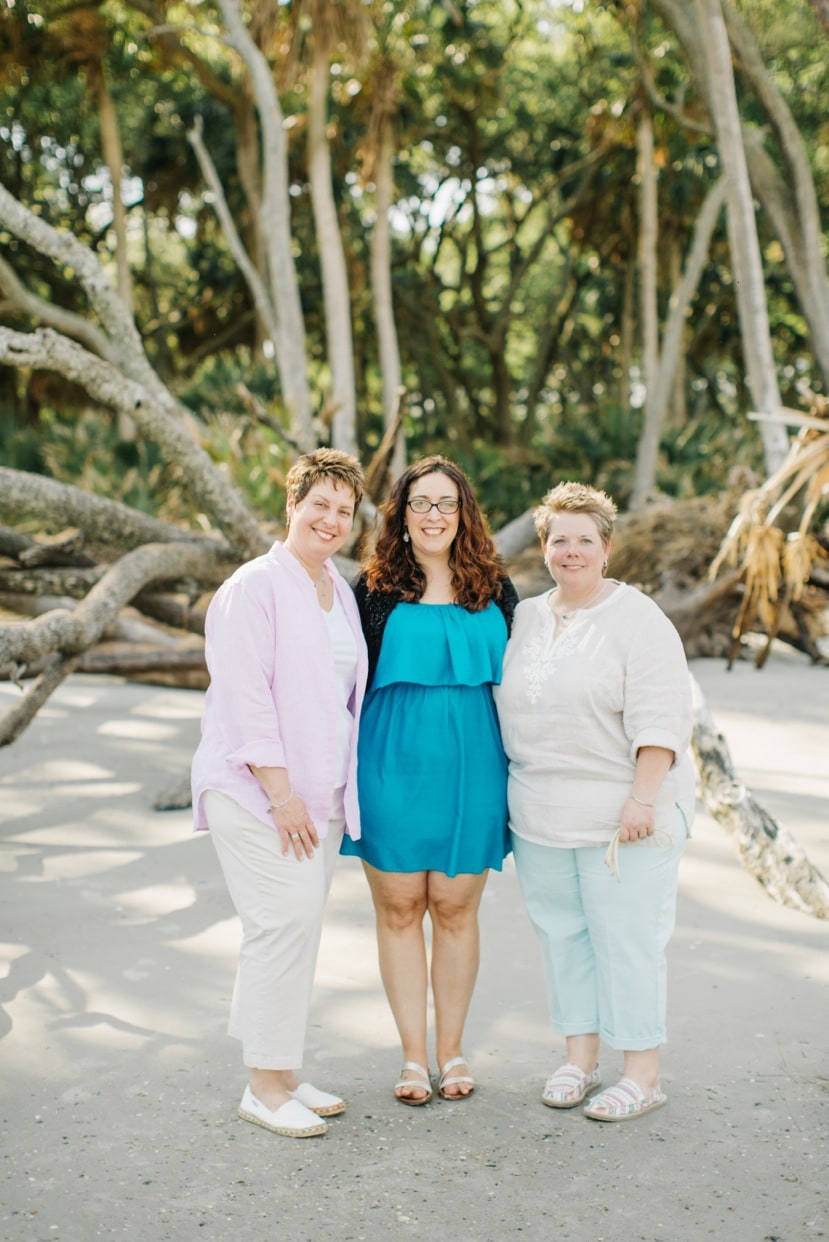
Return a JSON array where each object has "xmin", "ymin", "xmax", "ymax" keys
[{"xmin": 1, "ymin": 648, "xmax": 827, "ymax": 1241}]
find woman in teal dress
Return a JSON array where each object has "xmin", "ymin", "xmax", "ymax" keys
[{"xmin": 342, "ymin": 457, "xmax": 517, "ymax": 1105}]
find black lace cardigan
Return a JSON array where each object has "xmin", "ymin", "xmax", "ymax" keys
[{"xmin": 353, "ymin": 573, "xmax": 520, "ymax": 690}]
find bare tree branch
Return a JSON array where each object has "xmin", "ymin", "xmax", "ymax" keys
[
  {"xmin": 0, "ymin": 182, "xmax": 169, "ymax": 409},
  {"xmin": 0, "ymin": 466, "xmax": 235, "ymax": 554},
  {"xmin": 0, "ymin": 654, "xmax": 82, "ymax": 747},
  {"xmin": 0, "ymin": 255, "xmax": 115, "ymax": 361},
  {"xmin": 0, "ymin": 541, "xmax": 232, "ymax": 674},
  {"xmin": 187, "ymin": 114, "xmax": 281, "ymax": 346},
  {"xmin": 0, "ymin": 330, "xmax": 267, "ymax": 558}
]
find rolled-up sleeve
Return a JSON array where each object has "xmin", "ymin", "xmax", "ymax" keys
[{"xmin": 622, "ymin": 602, "xmax": 692, "ymax": 766}]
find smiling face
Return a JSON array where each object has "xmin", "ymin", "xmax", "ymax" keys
[
  {"xmin": 543, "ymin": 511, "xmax": 609, "ymax": 595},
  {"xmin": 285, "ymin": 477, "xmax": 357, "ymax": 570},
  {"xmin": 405, "ymin": 470, "xmax": 461, "ymax": 564}
]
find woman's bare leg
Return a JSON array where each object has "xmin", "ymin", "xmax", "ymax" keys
[
  {"xmin": 364, "ymin": 863, "xmax": 431, "ymax": 1100},
  {"xmin": 428, "ymin": 870, "xmax": 489, "ymax": 1096}
]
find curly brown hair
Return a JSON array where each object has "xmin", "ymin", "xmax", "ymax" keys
[{"xmin": 363, "ymin": 456, "xmax": 506, "ymax": 610}]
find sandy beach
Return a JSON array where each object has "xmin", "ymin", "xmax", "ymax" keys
[{"xmin": 1, "ymin": 648, "xmax": 827, "ymax": 1241}]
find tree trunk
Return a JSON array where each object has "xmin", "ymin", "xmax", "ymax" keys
[
  {"xmin": 631, "ymin": 109, "xmax": 661, "ymax": 508},
  {"xmin": 217, "ymin": 0, "xmax": 315, "ymax": 450},
  {"xmin": 307, "ymin": 35, "xmax": 358, "ymax": 455},
  {"xmin": 94, "ymin": 65, "xmax": 132, "ymax": 313},
  {"xmin": 619, "ymin": 257, "xmax": 635, "ymax": 416},
  {"xmin": 668, "ymin": 239, "xmax": 687, "ymax": 428},
  {"xmin": 633, "ymin": 177, "xmax": 727, "ymax": 506},
  {"xmin": 654, "ymin": 0, "xmax": 829, "ymax": 396},
  {"xmin": 371, "ymin": 113, "xmax": 405, "ymax": 477},
  {"xmin": 187, "ymin": 117, "xmax": 282, "ymax": 351},
  {"xmin": 721, "ymin": 0, "xmax": 829, "ymax": 391},
  {"xmin": 694, "ymin": 0, "xmax": 788, "ymax": 475}
]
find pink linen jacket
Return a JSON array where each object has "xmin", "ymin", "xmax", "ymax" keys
[{"xmin": 191, "ymin": 541, "xmax": 368, "ymax": 839}]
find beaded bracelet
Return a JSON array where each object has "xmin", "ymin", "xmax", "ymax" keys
[
  {"xmin": 630, "ymin": 793, "xmax": 655, "ymax": 808},
  {"xmin": 267, "ymin": 790, "xmax": 294, "ymax": 813}
]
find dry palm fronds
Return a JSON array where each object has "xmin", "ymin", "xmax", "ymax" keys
[
  {"xmin": 710, "ymin": 395, "xmax": 829, "ymax": 666},
  {"xmin": 740, "ymin": 525, "xmax": 784, "ymax": 630},
  {"xmin": 783, "ymin": 533, "xmax": 822, "ymax": 602}
]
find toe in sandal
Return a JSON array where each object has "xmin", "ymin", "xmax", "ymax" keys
[
  {"xmin": 394, "ymin": 1061, "xmax": 433, "ymax": 1106},
  {"xmin": 438, "ymin": 1056, "xmax": 475, "ymax": 1100},
  {"xmin": 583, "ymin": 1076, "xmax": 667, "ymax": 1122},
  {"xmin": 541, "ymin": 1063, "xmax": 601, "ymax": 1109}
]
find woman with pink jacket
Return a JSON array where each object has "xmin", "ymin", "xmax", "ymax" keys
[{"xmin": 191, "ymin": 450, "xmax": 367, "ymax": 1139}]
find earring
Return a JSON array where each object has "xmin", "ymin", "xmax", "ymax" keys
[
  {"xmin": 403, "ymin": 528, "xmax": 410, "ymax": 544},
  {"xmin": 602, "ymin": 560, "xmax": 608, "ymax": 571}
]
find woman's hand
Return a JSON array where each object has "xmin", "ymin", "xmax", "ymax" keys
[
  {"xmin": 619, "ymin": 797, "xmax": 655, "ymax": 842},
  {"xmin": 271, "ymin": 796, "xmax": 320, "ymax": 860},
  {"xmin": 621, "ymin": 745, "xmax": 673, "ymax": 841}
]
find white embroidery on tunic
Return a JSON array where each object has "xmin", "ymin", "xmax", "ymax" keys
[{"xmin": 522, "ymin": 620, "xmax": 582, "ymax": 702}]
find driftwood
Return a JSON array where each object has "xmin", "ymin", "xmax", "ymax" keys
[
  {"xmin": 154, "ymin": 774, "xmax": 197, "ymax": 812},
  {"xmin": 17, "ymin": 528, "xmax": 98, "ymax": 568},
  {"xmin": 0, "ymin": 542, "xmax": 229, "ymax": 744},
  {"xmin": 0, "ymin": 643, "xmax": 207, "ymax": 683},
  {"xmin": 691, "ymin": 675, "xmax": 829, "ymax": 919}
]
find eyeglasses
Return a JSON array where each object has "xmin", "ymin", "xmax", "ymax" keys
[{"xmin": 407, "ymin": 497, "xmax": 461, "ymax": 515}]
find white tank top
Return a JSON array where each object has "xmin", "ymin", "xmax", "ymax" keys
[{"xmin": 323, "ymin": 591, "xmax": 359, "ymax": 786}]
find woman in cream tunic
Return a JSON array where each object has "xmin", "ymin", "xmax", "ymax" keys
[{"xmin": 494, "ymin": 481, "xmax": 694, "ymax": 1123}]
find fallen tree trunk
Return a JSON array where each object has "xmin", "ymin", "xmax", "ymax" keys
[
  {"xmin": 0, "ymin": 466, "xmax": 236, "ymax": 555},
  {"xmin": 0, "ymin": 541, "xmax": 231, "ymax": 744},
  {"xmin": 690, "ymin": 675, "xmax": 829, "ymax": 919},
  {"xmin": 0, "ymin": 642, "xmax": 206, "ymax": 682},
  {"xmin": 73, "ymin": 644, "xmax": 206, "ymax": 676}
]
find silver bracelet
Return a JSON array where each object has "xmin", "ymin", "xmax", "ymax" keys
[
  {"xmin": 267, "ymin": 790, "xmax": 294, "ymax": 812},
  {"xmin": 630, "ymin": 793, "xmax": 655, "ymax": 808}
]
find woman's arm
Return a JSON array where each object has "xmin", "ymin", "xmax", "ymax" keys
[
  {"xmin": 249, "ymin": 763, "xmax": 319, "ymax": 859},
  {"xmin": 619, "ymin": 744, "xmax": 675, "ymax": 842}
]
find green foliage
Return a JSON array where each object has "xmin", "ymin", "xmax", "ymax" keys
[{"xmin": 0, "ymin": 0, "xmax": 826, "ymax": 529}]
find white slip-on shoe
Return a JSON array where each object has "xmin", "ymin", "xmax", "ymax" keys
[
  {"xmin": 238, "ymin": 1086, "xmax": 327, "ymax": 1137},
  {"xmin": 289, "ymin": 1082, "xmax": 346, "ymax": 1117}
]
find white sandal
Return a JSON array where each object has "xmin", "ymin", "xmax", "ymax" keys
[
  {"xmin": 438, "ymin": 1056, "xmax": 475, "ymax": 1100},
  {"xmin": 394, "ymin": 1061, "xmax": 433, "ymax": 1106}
]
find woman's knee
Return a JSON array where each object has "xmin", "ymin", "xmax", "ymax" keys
[
  {"xmin": 428, "ymin": 893, "xmax": 479, "ymax": 933},
  {"xmin": 374, "ymin": 891, "xmax": 428, "ymax": 932}
]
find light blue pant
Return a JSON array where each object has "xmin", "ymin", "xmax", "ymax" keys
[{"xmin": 512, "ymin": 818, "xmax": 687, "ymax": 1050}]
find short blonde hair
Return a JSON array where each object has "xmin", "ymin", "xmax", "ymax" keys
[
  {"xmin": 534, "ymin": 481, "xmax": 617, "ymax": 544},
  {"xmin": 285, "ymin": 448, "xmax": 364, "ymax": 508}
]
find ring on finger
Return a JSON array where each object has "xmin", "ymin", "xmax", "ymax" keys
[{"xmin": 290, "ymin": 833, "xmax": 300, "ymax": 841}]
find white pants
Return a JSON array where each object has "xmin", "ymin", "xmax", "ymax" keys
[{"xmin": 204, "ymin": 790, "xmax": 344, "ymax": 1070}]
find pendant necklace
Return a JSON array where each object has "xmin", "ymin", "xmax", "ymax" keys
[{"xmin": 553, "ymin": 578, "xmax": 608, "ymax": 624}]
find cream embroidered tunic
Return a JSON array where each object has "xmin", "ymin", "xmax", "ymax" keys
[{"xmin": 493, "ymin": 583, "xmax": 695, "ymax": 848}]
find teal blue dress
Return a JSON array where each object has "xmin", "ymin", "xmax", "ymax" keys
[{"xmin": 341, "ymin": 601, "xmax": 510, "ymax": 876}]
